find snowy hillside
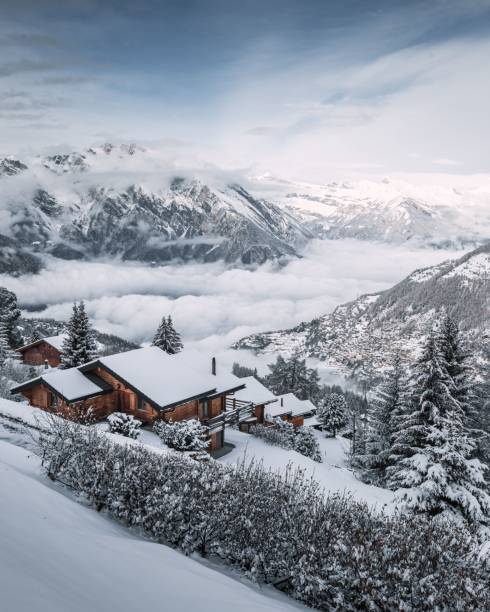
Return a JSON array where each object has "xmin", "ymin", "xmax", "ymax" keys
[
  {"xmin": 252, "ymin": 174, "xmax": 490, "ymax": 248},
  {"xmin": 0, "ymin": 145, "xmax": 310, "ymax": 273},
  {"xmin": 0, "ymin": 437, "xmax": 303, "ymax": 612},
  {"xmin": 235, "ymin": 242, "xmax": 490, "ymax": 380}
]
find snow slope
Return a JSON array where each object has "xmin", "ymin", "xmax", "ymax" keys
[
  {"xmin": 0, "ymin": 436, "xmax": 304, "ymax": 612},
  {"xmin": 221, "ymin": 427, "xmax": 394, "ymax": 509},
  {"xmin": 0, "ymin": 398, "xmax": 392, "ymax": 509}
]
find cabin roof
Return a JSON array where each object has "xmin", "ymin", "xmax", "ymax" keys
[
  {"xmin": 11, "ymin": 346, "xmax": 246, "ymax": 409},
  {"xmin": 17, "ymin": 334, "xmax": 66, "ymax": 353},
  {"xmin": 10, "ymin": 368, "xmax": 112, "ymax": 403},
  {"xmin": 265, "ymin": 393, "xmax": 316, "ymax": 419},
  {"xmin": 81, "ymin": 347, "xmax": 245, "ymax": 410},
  {"xmin": 232, "ymin": 376, "xmax": 277, "ymax": 406}
]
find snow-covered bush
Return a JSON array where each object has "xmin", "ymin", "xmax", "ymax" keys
[
  {"xmin": 153, "ymin": 418, "xmax": 209, "ymax": 451},
  {"xmin": 251, "ymin": 418, "xmax": 322, "ymax": 462},
  {"xmin": 293, "ymin": 426, "xmax": 322, "ymax": 462},
  {"xmin": 107, "ymin": 412, "xmax": 141, "ymax": 439},
  {"xmin": 0, "ymin": 359, "xmax": 40, "ymax": 401},
  {"xmin": 37, "ymin": 416, "xmax": 490, "ymax": 611}
]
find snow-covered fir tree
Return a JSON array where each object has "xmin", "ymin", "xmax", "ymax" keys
[
  {"xmin": 317, "ymin": 393, "xmax": 348, "ymax": 437},
  {"xmin": 437, "ymin": 311, "xmax": 473, "ymax": 418},
  {"xmin": 0, "ymin": 318, "xmax": 12, "ymax": 366},
  {"xmin": 388, "ymin": 332, "xmax": 490, "ymax": 526},
  {"xmin": 166, "ymin": 315, "xmax": 183, "ymax": 353},
  {"xmin": 61, "ymin": 301, "xmax": 98, "ymax": 368},
  {"xmin": 360, "ymin": 353, "xmax": 407, "ymax": 484},
  {"xmin": 0, "ymin": 287, "xmax": 21, "ymax": 348},
  {"xmin": 152, "ymin": 315, "xmax": 183, "ymax": 354},
  {"xmin": 264, "ymin": 353, "xmax": 320, "ymax": 400}
]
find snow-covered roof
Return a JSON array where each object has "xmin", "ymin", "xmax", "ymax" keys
[
  {"xmin": 17, "ymin": 334, "xmax": 66, "ymax": 353},
  {"xmin": 84, "ymin": 347, "xmax": 244, "ymax": 409},
  {"xmin": 10, "ymin": 367, "xmax": 110, "ymax": 402},
  {"xmin": 42, "ymin": 334, "xmax": 66, "ymax": 351},
  {"xmin": 232, "ymin": 376, "xmax": 277, "ymax": 406},
  {"xmin": 41, "ymin": 368, "xmax": 107, "ymax": 402},
  {"xmin": 265, "ymin": 393, "xmax": 316, "ymax": 419}
]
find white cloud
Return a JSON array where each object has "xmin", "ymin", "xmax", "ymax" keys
[
  {"xmin": 2, "ymin": 240, "xmax": 461, "ymax": 352},
  {"xmin": 432, "ymin": 158, "xmax": 463, "ymax": 166}
]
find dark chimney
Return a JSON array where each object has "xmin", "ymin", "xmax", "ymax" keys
[
  {"xmin": 44, "ymin": 359, "xmax": 49, "ymax": 370},
  {"xmin": 211, "ymin": 357, "xmax": 216, "ymax": 376},
  {"xmin": 280, "ymin": 397, "xmax": 283, "ymax": 407}
]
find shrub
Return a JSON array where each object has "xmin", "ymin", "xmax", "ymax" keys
[
  {"xmin": 107, "ymin": 412, "xmax": 142, "ymax": 439},
  {"xmin": 251, "ymin": 418, "xmax": 322, "ymax": 462},
  {"xmin": 153, "ymin": 418, "xmax": 209, "ymax": 451},
  {"xmin": 36, "ymin": 416, "xmax": 490, "ymax": 611}
]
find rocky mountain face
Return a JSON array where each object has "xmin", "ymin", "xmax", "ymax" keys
[
  {"xmin": 0, "ymin": 145, "xmax": 311, "ymax": 273},
  {"xmin": 253, "ymin": 174, "xmax": 490, "ymax": 248},
  {"xmin": 2, "ymin": 145, "xmax": 490, "ymax": 276},
  {"xmin": 235, "ymin": 243, "xmax": 490, "ymax": 381}
]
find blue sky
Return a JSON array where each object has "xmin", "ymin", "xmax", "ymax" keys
[{"xmin": 1, "ymin": 0, "xmax": 490, "ymax": 179}]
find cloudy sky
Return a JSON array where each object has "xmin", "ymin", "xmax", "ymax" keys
[{"xmin": 1, "ymin": 0, "xmax": 490, "ymax": 180}]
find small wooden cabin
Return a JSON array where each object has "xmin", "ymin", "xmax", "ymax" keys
[
  {"xmin": 16, "ymin": 335, "xmax": 65, "ymax": 367},
  {"xmin": 11, "ymin": 346, "xmax": 245, "ymax": 451}
]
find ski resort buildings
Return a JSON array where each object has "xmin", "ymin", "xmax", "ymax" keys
[{"xmin": 11, "ymin": 345, "xmax": 315, "ymax": 451}]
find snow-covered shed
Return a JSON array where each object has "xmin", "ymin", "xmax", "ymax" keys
[{"xmin": 16, "ymin": 334, "xmax": 67, "ymax": 367}]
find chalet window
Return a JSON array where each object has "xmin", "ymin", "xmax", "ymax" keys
[
  {"xmin": 48, "ymin": 392, "xmax": 58, "ymax": 409},
  {"xmin": 137, "ymin": 396, "xmax": 146, "ymax": 412},
  {"xmin": 201, "ymin": 399, "xmax": 209, "ymax": 418}
]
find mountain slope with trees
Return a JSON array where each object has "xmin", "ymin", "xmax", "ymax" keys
[{"xmin": 236, "ymin": 243, "xmax": 490, "ymax": 382}]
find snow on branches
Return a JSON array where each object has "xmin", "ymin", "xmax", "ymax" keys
[
  {"xmin": 107, "ymin": 412, "xmax": 142, "ymax": 439},
  {"xmin": 153, "ymin": 418, "xmax": 209, "ymax": 451},
  {"xmin": 251, "ymin": 418, "xmax": 322, "ymax": 462}
]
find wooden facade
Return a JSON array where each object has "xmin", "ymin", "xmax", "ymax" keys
[
  {"xmin": 18, "ymin": 341, "xmax": 62, "ymax": 367},
  {"xmin": 15, "ymin": 361, "xmax": 235, "ymax": 451}
]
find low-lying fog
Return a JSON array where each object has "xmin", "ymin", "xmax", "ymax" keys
[{"xmin": 2, "ymin": 239, "xmax": 462, "ymax": 378}]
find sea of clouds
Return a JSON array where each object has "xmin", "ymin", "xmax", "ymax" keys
[{"xmin": 0, "ymin": 239, "xmax": 462, "ymax": 377}]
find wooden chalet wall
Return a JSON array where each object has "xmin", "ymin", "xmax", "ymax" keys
[
  {"xmin": 18, "ymin": 364, "xmax": 231, "ymax": 451},
  {"xmin": 19, "ymin": 342, "xmax": 61, "ymax": 367},
  {"xmin": 20, "ymin": 383, "xmax": 116, "ymax": 421}
]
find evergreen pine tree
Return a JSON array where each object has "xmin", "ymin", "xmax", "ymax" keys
[
  {"xmin": 0, "ymin": 318, "xmax": 12, "ymax": 366},
  {"xmin": 61, "ymin": 301, "xmax": 98, "ymax": 368},
  {"xmin": 0, "ymin": 287, "xmax": 21, "ymax": 348},
  {"xmin": 388, "ymin": 332, "xmax": 490, "ymax": 526},
  {"xmin": 264, "ymin": 352, "xmax": 318, "ymax": 400},
  {"xmin": 362, "ymin": 354, "xmax": 407, "ymax": 484},
  {"xmin": 437, "ymin": 311, "xmax": 473, "ymax": 418},
  {"xmin": 152, "ymin": 315, "xmax": 183, "ymax": 354},
  {"xmin": 166, "ymin": 316, "xmax": 183, "ymax": 354},
  {"xmin": 317, "ymin": 393, "xmax": 348, "ymax": 437},
  {"xmin": 152, "ymin": 316, "xmax": 171, "ymax": 352}
]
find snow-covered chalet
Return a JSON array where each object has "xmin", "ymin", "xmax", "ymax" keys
[{"xmin": 11, "ymin": 346, "xmax": 313, "ymax": 451}]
